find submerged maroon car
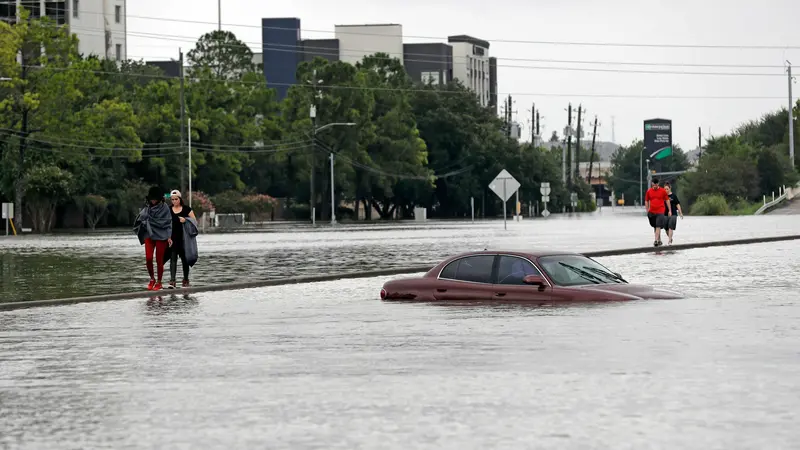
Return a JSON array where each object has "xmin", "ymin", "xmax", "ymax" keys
[{"xmin": 380, "ymin": 250, "xmax": 683, "ymax": 302}]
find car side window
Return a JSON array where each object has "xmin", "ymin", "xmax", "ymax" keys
[
  {"xmin": 439, "ymin": 255, "xmax": 495, "ymax": 284},
  {"xmin": 496, "ymin": 256, "xmax": 542, "ymax": 285}
]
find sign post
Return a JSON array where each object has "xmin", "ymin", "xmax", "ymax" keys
[
  {"xmin": 488, "ymin": 169, "xmax": 521, "ymax": 230},
  {"xmin": 540, "ymin": 182, "xmax": 551, "ymax": 218}
]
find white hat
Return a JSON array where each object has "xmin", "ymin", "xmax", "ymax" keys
[{"xmin": 170, "ymin": 190, "xmax": 182, "ymax": 198}]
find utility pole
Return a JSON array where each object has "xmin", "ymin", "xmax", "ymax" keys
[
  {"xmin": 179, "ymin": 49, "xmax": 186, "ymax": 194},
  {"xmin": 536, "ymin": 110, "xmax": 540, "ymax": 139},
  {"xmin": 330, "ymin": 152, "xmax": 336, "ymax": 225},
  {"xmin": 310, "ymin": 70, "xmax": 320, "ymax": 226},
  {"xmin": 587, "ymin": 116, "xmax": 599, "ymax": 185},
  {"xmin": 698, "ymin": 127, "xmax": 702, "ymax": 159},
  {"xmin": 565, "ymin": 103, "xmax": 573, "ymax": 186},
  {"xmin": 574, "ymin": 105, "xmax": 583, "ymax": 182},
  {"xmin": 218, "ymin": 0, "xmax": 222, "ymax": 31},
  {"xmin": 530, "ymin": 103, "xmax": 535, "ymax": 143},
  {"xmin": 788, "ymin": 61, "xmax": 795, "ymax": 165}
]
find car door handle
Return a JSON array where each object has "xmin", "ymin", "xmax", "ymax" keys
[
  {"xmin": 436, "ymin": 288, "xmax": 447, "ymax": 292},
  {"xmin": 495, "ymin": 292, "xmax": 506, "ymax": 297}
]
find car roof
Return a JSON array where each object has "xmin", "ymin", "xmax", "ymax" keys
[{"xmin": 446, "ymin": 249, "xmax": 583, "ymax": 259}]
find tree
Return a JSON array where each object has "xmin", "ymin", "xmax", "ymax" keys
[
  {"xmin": 356, "ymin": 53, "xmax": 431, "ymax": 219},
  {"xmin": 75, "ymin": 194, "xmax": 109, "ymax": 230},
  {"xmin": 0, "ymin": 8, "xmax": 82, "ymax": 227},
  {"xmin": 187, "ymin": 30, "xmax": 256, "ymax": 80},
  {"xmin": 22, "ymin": 165, "xmax": 75, "ymax": 232}
]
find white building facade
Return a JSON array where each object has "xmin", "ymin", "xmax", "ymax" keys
[
  {"xmin": 334, "ymin": 24, "xmax": 403, "ymax": 65},
  {"xmin": 0, "ymin": 0, "xmax": 126, "ymax": 61},
  {"xmin": 448, "ymin": 35, "xmax": 491, "ymax": 108}
]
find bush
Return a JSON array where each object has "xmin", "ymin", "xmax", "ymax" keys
[
  {"xmin": 211, "ymin": 190, "xmax": 243, "ymax": 214},
  {"xmin": 241, "ymin": 194, "xmax": 278, "ymax": 217},
  {"xmin": 729, "ymin": 198, "xmax": 762, "ymax": 215},
  {"xmin": 576, "ymin": 199, "xmax": 597, "ymax": 213},
  {"xmin": 74, "ymin": 194, "xmax": 109, "ymax": 230},
  {"xmin": 689, "ymin": 194, "xmax": 730, "ymax": 216},
  {"xmin": 190, "ymin": 191, "xmax": 214, "ymax": 217}
]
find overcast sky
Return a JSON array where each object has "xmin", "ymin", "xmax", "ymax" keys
[{"xmin": 128, "ymin": 0, "xmax": 800, "ymax": 151}]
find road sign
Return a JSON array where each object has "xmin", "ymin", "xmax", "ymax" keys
[
  {"xmin": 540, "ymin": 182, "xmax": 551, "ymax": 196},
  {"xmin": 2, "ymin": 203, "xmax": 12, "ymax": 219},
  {"xmin": 542, "ymin": 195, "xmax": 550, "ymax": 202},
  {"xmin": 489, "ymin": 170, "xmax": 520, "ymax": 202},
  {"xmin": 489, "ymin": 169, "xmax": 521, "ymax": 230},
  {"xmin": 542, "ymin": 209, "xmax": 551, "ymax": 218}
]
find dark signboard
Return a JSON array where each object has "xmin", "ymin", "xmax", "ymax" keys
[{"xmin": 643, "ymin": 118, "xmax": 672, "ymax": 160}]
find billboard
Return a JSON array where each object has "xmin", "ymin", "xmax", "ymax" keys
[{"xmin": 643, "ymin": 119, "xmax": 672, "ymax": 161}]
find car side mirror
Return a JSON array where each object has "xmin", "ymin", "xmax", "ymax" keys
[{"xmin": 523, "ymin": 275, "xmax": 546, "ymax": 286}]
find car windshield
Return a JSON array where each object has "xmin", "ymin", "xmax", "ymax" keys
[{"xmin": 538, "ymin": 255, "xmax": 626, "ymax": 287}]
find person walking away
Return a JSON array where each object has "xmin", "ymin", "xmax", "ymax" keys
[
  {"xmin": 663, "ymin": 183, "xmax": 684, "ymax": 245},
  {"xmin": 166, "ymin": 190, "xmax": 197, "ymax": 288},
  {"xmin": 644, "ymin": 178, "xmax": 671, "ymax": 247},
  {"xmin": 134, "ymin": 186, "xmax": 173, "ymax": 290}
]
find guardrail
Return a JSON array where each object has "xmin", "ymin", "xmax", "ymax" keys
[
  {"xmin": 3, "ymin": 234, "xmax": 800, "ymax": 312},
  {"xmin": 755, "ymin": 184, "xmax": 798, "ymax": 215}
]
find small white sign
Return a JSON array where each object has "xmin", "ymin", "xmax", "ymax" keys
[
  {"xmin": 1, "ymin": 202, "xmax": 13, "ymax": 219},
  {"xmin": 542, "ymin": 209, "xmax": 551, "ymax": 218},
  {"xmin": 488, "ymin": 169, "xmax": 520, "ymax": 202}
]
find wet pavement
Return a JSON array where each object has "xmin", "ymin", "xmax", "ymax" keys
[
  {"xmin": 1, "ymin": 241, "xmax": 799, "ymax": 448},
  {"xmin": 0, "ymin": 208, "xmax": 798, "ymax": 302}
]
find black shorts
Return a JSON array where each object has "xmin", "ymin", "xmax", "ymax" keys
[
  {"xmin": 647, "ymin": 212, "xmax": 667, "ymax": 228},
  {"xmin": 665, "ymin": 214, "xmax": 678, "ymax": 230}
]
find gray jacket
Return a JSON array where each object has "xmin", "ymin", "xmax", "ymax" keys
[
  {"xmin": 182, "ymin": 216, "xmax": 199, "ymax": 267},
  {"xmin": 133, "ymin": 202, "xmax": 172, "ymax": 244}
]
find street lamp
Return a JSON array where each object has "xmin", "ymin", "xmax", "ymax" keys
[{"xmin": 318, "ymin": 122, "xmax": 356, "ymax": 226}]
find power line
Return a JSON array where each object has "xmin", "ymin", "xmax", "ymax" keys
[
  {"xmin": 9, "ymin": 64, "xmax": 789, "ymax": 100},
  {"xmin": 69, "ymin": 26, "xmax": 789, "ymax": 76},
  {"xmin": 69, "ymin": 10, "xmax": 800, "ymax": 51}
]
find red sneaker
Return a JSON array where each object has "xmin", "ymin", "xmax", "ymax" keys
[
  {"xmin": 182, "ymin": 279, "xmax": 190, "ymax": 288},
  {"xmin": 147, "ymin": 279, "xmax": 156, "ymax": 291},
  {"xmin": 153, "ymin": 282, "xmax": 163, "ymax": 291}
]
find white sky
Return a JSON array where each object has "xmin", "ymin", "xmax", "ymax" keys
[{"xmin": 127, "ymin": 0, "xmax": 800, "ymax": 150}]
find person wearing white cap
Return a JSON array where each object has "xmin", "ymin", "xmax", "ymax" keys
[{"xmin": 167, "ymin": 189, "xmax": 196, "ymax": 288}]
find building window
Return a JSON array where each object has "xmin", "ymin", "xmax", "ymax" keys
[
  {"xmin": 115, "ymin": 43, "xmax": 121, "ymax": 61},
  {"xmin": 114, "ymin": 5, "xmax": 120, "ymax": 23},
  {"xmin": 72, "ymin": 0, "xmax": 78, "ymax": 18},
  {"xmin": 421, "ymin": 71, "xmax": 440, "ymax": 85}
]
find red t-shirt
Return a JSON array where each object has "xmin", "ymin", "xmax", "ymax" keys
[{"xmin": 645, "ymin": 187, "xmax": 668, "ymax": 214}]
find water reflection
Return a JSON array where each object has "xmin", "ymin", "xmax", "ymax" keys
[{"xmin": 144, "ymin": 294, "xmax": 200, "ymax": 314}]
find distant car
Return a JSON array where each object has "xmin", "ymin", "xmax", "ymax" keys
[{"xmin": 380, "ymin": 250, "xmax": 683, "ymax": 302}]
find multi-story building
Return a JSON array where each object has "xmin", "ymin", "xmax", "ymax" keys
[
  {"xmin": 259, "ymin": 16, "xmax": 496, "ymax": 112},
  {"xmin": 0, "ymin": 0, "xmax": 127, "ymax": 61},
  {"xmin": 447, "ymin": 35, "xmax": 491, "ymax": 109}
]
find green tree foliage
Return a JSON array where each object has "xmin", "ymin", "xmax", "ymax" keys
[{"xmin": 677, "ymin": 109, "xmax": 799, "ymax": 210}]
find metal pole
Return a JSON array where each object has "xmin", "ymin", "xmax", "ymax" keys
[
  {"xmin": 179, "ymin": 49, "xmax": 186, "ymax": 194},
  {"xmin": 218, "ymin": 0, "xmax": 221, "ymax": 30},
  {"xmin": 188, "ymin": 118, "xmax": 192, "ymax": 207},
  {"xmin": 330, "ymin": 152, "xmax": 335, "ymax": 225},
  {"xmin": 503, "ymin": 179, "xmax": 507, "ymax": 230},
  {"xmin": 515, "ymin": 189, "xmax": 519, "ymax": 219},
  {"xmin": 788, "ymin": 62, "xmax": 795, "ymax": 165},
  {"xmin": 639, "ymin": 151, "xmax": 643, "ymax": 207},
  {"xmin": 471, "ymin": 197, "xmax": 474, "ymax": 222}
]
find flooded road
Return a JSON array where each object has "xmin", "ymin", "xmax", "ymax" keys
[
  {"xmin": 1, "ymin": 210, "xmax": 797, "ymax": 302},
  {"xmin": 1, "ymin": 241, "xmax": 799, "ymax": 448}
]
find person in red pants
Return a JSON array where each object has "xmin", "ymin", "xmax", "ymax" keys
[{"xmin": 134, "ymin": 186, "xmax": 173, "ymax": 290}]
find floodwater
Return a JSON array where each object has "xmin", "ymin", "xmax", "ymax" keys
[
  {"xmin": 0, "ymin": 208, "xmax": 797, "ymax": 302},
  {"xmin": 1, "ymin": 241, "xmax": 799, "ymax": 448}
]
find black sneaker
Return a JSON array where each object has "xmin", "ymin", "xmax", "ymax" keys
[{"xmin": 654, "ymin": 240, "xmax": 659, "ymax": 247}]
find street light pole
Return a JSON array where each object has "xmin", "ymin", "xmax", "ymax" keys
[{"xmin": 312, "ymin": 122, "xmax": 356, "ymax": 226}]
